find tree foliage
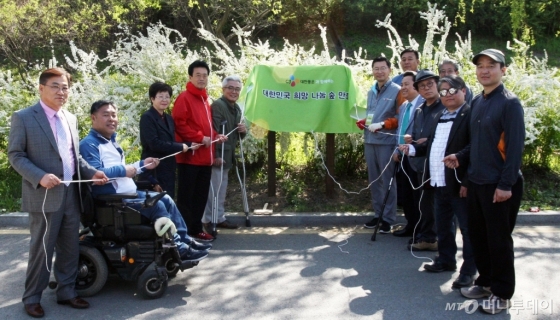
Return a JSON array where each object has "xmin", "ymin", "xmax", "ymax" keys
[
  {"xmin": 163, "ymin": 0, "xmax": 283, "ymax": 43},
  {"xmin": 0, "ymin": 0, "xmax": 160, "ymax": 78}
]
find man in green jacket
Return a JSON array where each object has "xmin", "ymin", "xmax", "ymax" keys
[{"xmin": 203, "ymin": 75, "xmax": 247, "ymax": 231}]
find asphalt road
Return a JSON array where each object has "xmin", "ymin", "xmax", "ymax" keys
[{"xmin": 0, "ymin": 224, "xmax": 558, "ymax": 320}]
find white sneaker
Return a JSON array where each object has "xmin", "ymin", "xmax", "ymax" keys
[
  {"xmin": 482, "ymin": 294, "xmax": 510, "ymax": 314},
  {"xmin": 460, "ymin": 285, "xmax": 492, "ymax": 299}
]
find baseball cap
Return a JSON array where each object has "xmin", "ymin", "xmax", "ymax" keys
[{"xmin": 472, "ymin": 49, "xmax": 506, "ymax": 65}]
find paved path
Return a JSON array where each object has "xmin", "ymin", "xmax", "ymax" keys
[{"xmin": 0, "ymin": 224, "xmax": 558, "ymax": 319}]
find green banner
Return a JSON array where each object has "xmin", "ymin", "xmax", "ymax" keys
[{"xmin": 239, "ymin": 65, "xmax": 366, "ymax": 133}]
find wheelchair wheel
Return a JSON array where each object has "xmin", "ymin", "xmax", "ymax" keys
[
  {"xmin": 75, "ymin": 245, "xmax": 108, "ymax": 297},
  {"xmin": 137, "ymin": 269, "xmax": 168, "ymax": 299},
  {"xmin": 162, "ymin": 252, "xmax": 180, "ymax": 278}
]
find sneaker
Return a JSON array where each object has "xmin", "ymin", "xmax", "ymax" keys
[
  {"xmin": 378, "ymin": 220, "xmax": 391, "ymax": 234},
  {"xmin": 460, "ymin": 285, "xmax": 492, "ymax": 299},
  {"xmin": 217, "ymin": 220, "xmax": 239, "ymax": 229},
  {"xmin": 482, "ymin": 294, "xmax": 510, "ymax": 314},
  {"xmin": 187, "ymin": 238, "xmax": 212, "ymax": 250},
  {"xmin": 363, "ymin": 217, "xmax": 379, "ymax": 229},
  {"xmin": 192, "ymin": 232, "xmax": 214, "ymax": 242},
  {"xmin": 180, "ymin": 246, "xmax": 209, "ymax": 262},
  {"xmin": 407, "ymin": 240, "xmax": 438, "ymax": 251}
]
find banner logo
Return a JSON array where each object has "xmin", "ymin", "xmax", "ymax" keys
[{"xmin": 288, "ymin": 75, "xmax": 299, "ymax": 87}]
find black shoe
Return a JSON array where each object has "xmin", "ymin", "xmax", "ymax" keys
[
  {"xmin": 187, "ymin": 238, "xmax": 212, "ymax": 251},
  {"xmin": 378, "ymin": 220, "xmax": 392, "ymax": 234},
  {"xmin": 57, "ymin": 297, "xmax": 89, "ymax": 309},
  {"xmin": 424, "ymin": 260, "xmax": 457, "ymax": 273},
  {"xmin": 363, "ymin": 217, "xmax": 379, "ymax": 229},
  {"xmin": 181, "ymin": 246, "xmax": 209, "ymax": 262},
  {"xmin": 452, "ymin": 274, "xmax": 474, "ymax": 288},
  {"xmin": 393, "ymin": 226, "xmax": 413, "ymax": 237}
]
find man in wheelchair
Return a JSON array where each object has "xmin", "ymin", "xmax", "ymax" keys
[{"xmin": 79, "ymin": 100, "xmax": 212, "ymax": 262}]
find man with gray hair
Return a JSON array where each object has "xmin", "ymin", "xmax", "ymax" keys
[
  {"xmin": 438, "ymin": 59, "xmax": 473, "ymax": 104},
  {"xmin": 203, "ymin": 75, "xmax": 247, "ymax": 232}
]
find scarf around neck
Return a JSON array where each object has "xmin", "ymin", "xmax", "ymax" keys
[{"xmin": 187, "ymin": 82, "xmax": 208, "ymax": 100}]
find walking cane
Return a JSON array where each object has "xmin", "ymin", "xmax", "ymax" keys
[
  {"xmin": 235, "ymin": 160, "xmax": 251, "ymax": 227},
  {"xmin": 237, "ymin": 85, "xmax": 253, "ymax": 227},
  {"xmin": 371, "ymin": 164, "xmax": 399, "ymax": 241},
  {"xmin": 211, "ymin": 120, "xmax": 227, "ymax": 238}
]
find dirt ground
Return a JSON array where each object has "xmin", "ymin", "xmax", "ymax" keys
[{"xmin": 222, "ymin": 173, "xmax": 374, "ymax": 213}]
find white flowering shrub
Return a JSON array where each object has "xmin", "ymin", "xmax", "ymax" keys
[
  {"xmin": 378, "ymin": 2, "xmax": 560, "ymax": 167},
  {"xmin": 1, "ymin": 2, "xmax": 559, "ymax": 170}
]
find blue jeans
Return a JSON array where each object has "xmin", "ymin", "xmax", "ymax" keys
[
  {"xmin": 434, "ymin": 187, "xmax": 476, "ymax": 275},
  {"xmin": 126, "ymin": 191, "xmax": 192, "ymax": 256}
]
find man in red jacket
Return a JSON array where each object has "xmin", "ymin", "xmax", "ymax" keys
[{"xmin": 173, "ymin": 60, "xmax": 227, "ymax": 242}]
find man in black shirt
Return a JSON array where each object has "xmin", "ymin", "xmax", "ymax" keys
[{"xmin": 444, "ymin": 49, "xmax": 524, "ymax": 314}]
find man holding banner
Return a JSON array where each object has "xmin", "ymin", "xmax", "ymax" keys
[{"xmin": 358, "ymin": 57, "xmax": 401, "ymax": 233}]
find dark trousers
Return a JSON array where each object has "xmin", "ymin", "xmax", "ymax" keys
[
  {"xmin": 468, "ymin": 175, "xmax": 523, "ymax": 299},
  {"xmin": 415, "ymin": 171, "xmax": 436, "ymax": 241},
  {"xmin": 434, "ymin": 186, "xmax": 476, "ymax": 275},
  {"xmin": 177, "ymin": 163, "xmax": 212, "ymax": 235},
  {"xmin": 396, "ymin": 156, "xmax": 420, "ymax": 228}
]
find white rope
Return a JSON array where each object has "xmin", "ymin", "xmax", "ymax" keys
[
  {"xmin": 336, "ymin": 224, "xmax": 359, "ymax": 254},
  {"xmin": 41, "ymin": 178, "xmax": 113, "ymax": 272},
  {"xmin": 337, "ymin": 239, "xmax": 350, "ymax": 254},
  {"xmin": 311, "ymin": 131, "xmax": 395, "ymax": 195},
  {"xmin": 137, "ymin": 130, "xmax": 237, "ymax": 171}
]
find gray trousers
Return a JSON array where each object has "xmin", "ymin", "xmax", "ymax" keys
[
  {"xmin": 364, "ymin": 143, "xmax": 397, "ymax": 224},
  {"xmin": 23, "ymin": 184, "xmax": 80, "ymax": 304},
  {"xmin": 202, "ymin": 166, "xmax": 230, "ymax": 224}
]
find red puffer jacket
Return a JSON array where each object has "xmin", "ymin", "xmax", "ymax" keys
[{"xmin": 172, "ymin": 82, "xmax": 216, "ymax": 166}]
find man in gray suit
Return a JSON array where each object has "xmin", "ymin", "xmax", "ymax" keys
[{"xmin": 8, "ymin": 68, "xmax": 108, "ymax": 318}]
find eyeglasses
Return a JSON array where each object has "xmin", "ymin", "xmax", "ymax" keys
[
  {"xmin": 45, "ymin": 84, "xmax": 70, "ymax": 93},
  {"xmin": 439, "ymin": 88, "xmax": 459, "ymax": 97},
  {"xmin": 373, "ymin": 67, "xmax": 388, "ymax": 72},
  {"xmin": 156, "ymin": 95, "xmax": 170, "ymax": 100},
  {"xmin": 225, "ymin": 86, "xmax": 242, "ymax": 92},
  {"xmin": 418, "ymin": 81, "xmax": 435, "ymax": 90}
]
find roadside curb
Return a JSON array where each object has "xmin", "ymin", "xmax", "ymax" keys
[
  {"xmin": 1, "ymin": 210, "xmax": 559, "ymax": 228},
  {"xmin": 225, "ymin": 210, "xmax": 560, "ymax": 227}
]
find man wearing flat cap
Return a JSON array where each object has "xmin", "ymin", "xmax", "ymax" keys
[
  {"xmin": 401, "ymin": 69, "xmax": 444, "ymax": 251},
  {"xmin": 444, "ymin": 49, "xmax": 525, "ymax": 314}
]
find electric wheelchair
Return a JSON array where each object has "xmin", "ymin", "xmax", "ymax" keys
[{"xmin": 50, "ymin": 186, "xmax": 198, "ymax": 299}]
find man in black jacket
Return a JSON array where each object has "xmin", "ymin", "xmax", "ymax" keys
[
  {"xmin": 401, "ymin": 75, "xmax": 476, "ymax": 288},
  {"xmin": 403, "ymin": 70, "xmax": 444, "ymax": 250},
  {"xmin": 443, "ymin": 49, "xmax": 525, "ymax": 314}
]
